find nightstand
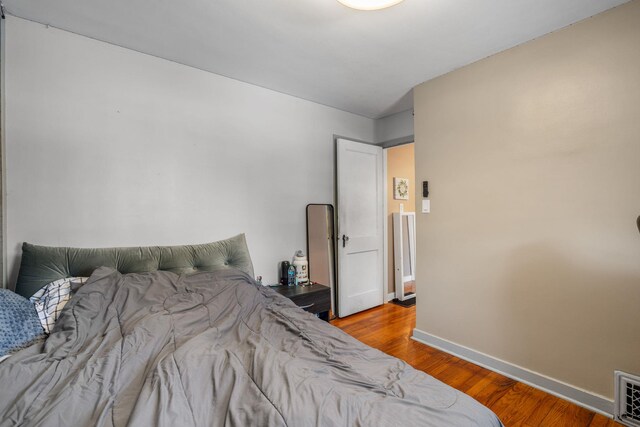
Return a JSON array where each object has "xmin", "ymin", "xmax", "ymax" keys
[{"xmin": 272, "ymin": 283, "xmax": 331, "ymax": 321}]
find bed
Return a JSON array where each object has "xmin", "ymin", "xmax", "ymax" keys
[{"xmin": 0, "ymin": 234, "xmax": 502, "ymax": 426}]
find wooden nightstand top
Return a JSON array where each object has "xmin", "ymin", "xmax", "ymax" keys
[{"xmin": 271, "ymin": 283, "xmax": 330, "ymax": 299}]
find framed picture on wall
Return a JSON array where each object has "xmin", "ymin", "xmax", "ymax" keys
[{"xmin": 394, "ymin": 177, "xmax": 409, "ymax": 200}]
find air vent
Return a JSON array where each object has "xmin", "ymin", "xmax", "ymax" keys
[{"xmin": 615, "ymin": 371, "xmax": 640, "ymax": 427}]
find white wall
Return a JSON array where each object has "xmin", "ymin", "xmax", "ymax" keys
[
  {"xmin": 374, "ymin": 109, "xmax": 414, "ymax": 145},
  {"xmin": 4, "ymin": 16, "xmax": 375, "ymax": 286}
]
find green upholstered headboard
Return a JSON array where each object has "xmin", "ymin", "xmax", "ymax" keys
[{"xmin": 15, "ymin": 234, "xmax": 254, "ymax": 298}]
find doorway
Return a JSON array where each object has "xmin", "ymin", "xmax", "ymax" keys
[
  {"xmin": 335, "ymin": 138, "xmax": 385, "ymax": 318},
  {"xmin": 384, "ymin": 142, "xmax": 416, "ymax": 302},
  {"xmin": 334, "ymin": 138, "xmax": 415, "ymax": 318}
]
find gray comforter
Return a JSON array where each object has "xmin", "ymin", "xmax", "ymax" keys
[{"xmin": 0, "ymin": 268, "xmax": 502, "ymax": 426}]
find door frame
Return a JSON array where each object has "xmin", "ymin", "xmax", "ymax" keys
[
  {"xmin": 383, "ymin": 149, "xmax": 389, "ymax": 301},
  {"xmin": 382, "ymin": 140, "xmax": 415, "ymax": 302},
  {"xmin": 332, "ymin": 136, "xmax": 415, "ymax": 313}
]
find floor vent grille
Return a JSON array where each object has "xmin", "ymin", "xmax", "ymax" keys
[{"xmin": 616, "ymin": 371, "xmax": 640, "ymax": 427}]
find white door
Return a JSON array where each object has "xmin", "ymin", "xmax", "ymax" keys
[{"xmin": 336, "ymin": 138, "xmax": 384, "ymax": 317}]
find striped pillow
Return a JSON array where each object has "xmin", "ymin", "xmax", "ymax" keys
[{"xmin": 30, "ymin": 277, "xmax": 88, "ymax": 334}]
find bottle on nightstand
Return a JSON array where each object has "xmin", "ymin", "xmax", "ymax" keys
[
  {"xmin": 280, "ymin": 261, "xmax": 290, "ymax": 285},
  {"xmin": 293, "ymin": 250, "xmax": 309, "ymax": 286},
  {"xmin": 287, "ymin": 265, "xmax": 296, "ymax": 286}
]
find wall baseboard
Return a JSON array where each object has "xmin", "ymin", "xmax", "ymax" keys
[
  {"xmin": 411, "ymin": 328, "xmax": 614, "ymax": 418},
  {"xmin": 386, "ymin": 292, "xmax": 395, "ymax": 302}
]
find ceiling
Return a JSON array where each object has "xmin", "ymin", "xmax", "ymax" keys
[{"xmin": 4, "ymin": 0, "xmax": 629, "ymax": 119}]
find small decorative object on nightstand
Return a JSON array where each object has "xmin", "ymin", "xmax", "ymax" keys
[{"xmin": 272, "ymin": 283, "xmax": 331, "ymax": 321}]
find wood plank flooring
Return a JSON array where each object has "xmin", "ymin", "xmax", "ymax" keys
[{"xmin": 330, "ymin": 303, "xmax": 621, "ymax": 427}]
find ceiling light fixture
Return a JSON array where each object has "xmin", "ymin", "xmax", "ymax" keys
[{"xmin": 337, "ymin": 0, "xmax": 405, "ymax": 11}]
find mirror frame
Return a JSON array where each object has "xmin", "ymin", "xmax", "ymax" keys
[
  {"xmin": 306, "ymin": 204, "xmax": 336, "ymax": 313},
  {"xmin": 393, "ymin": 211, "xmax": 416, "ymax": 301}
]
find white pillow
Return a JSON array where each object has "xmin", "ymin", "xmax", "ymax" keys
[{"xmin": 30, "ymin": 277, "xmax": 88, "ymax": 334}]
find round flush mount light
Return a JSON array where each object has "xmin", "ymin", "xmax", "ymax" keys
[{"xmin": 337, "ymin": 0, "xmax": 405, "ymax": 11}]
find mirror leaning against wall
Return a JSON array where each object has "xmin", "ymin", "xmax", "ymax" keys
[
  {"xmin": 306, "ymin": 204, "xmax": 336, "ymax": 314},
  {"xmin": 393, "ymin": 212, "xmax": 416, "ymax": 302}
]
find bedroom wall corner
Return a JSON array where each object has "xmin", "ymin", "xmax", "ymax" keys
[
  {"xmin": 412, "ymin": 0, "xmax": 640, "ymax": 406},
  {"xmin": 0, "ymin": 14, "xmax": 6, "ymax": 289}
]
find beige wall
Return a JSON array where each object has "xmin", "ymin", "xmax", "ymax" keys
[
  {"xmin": 413, "ymin": 0, "xmax": 640, "ymax": 400},
  {"xmin": 386, "ymin": 143, "xmax": 415, "ymax": 295}
]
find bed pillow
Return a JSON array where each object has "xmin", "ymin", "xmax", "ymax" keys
[
  {"xmin": 30, "ymin": 277, "xmax": 88, "ymax": 334},
  {"xmin": 0, "ymin": 289, "xmax": 45, "ymax": 356}
]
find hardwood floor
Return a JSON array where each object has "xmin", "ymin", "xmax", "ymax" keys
[{"xmin": 331, "ymin": 303, "xmax": 621, "ymax": 427}]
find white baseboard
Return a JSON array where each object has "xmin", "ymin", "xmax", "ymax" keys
[
  {"xmin": 386, "ymin": 292, "xmax": 395, "ymax": 302},
  {"xmin": 411, "ymin": 328, "xmax": 614, "ymax": 418}
]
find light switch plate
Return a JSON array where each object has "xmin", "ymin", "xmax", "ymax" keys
[{"xmin": 422, "ymin": 199, "xmax": 430, "ymax": 213}]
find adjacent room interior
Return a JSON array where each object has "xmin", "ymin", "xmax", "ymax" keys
[{"xmin": 0, "ymin": 0, "xmax": 638, "ymax": 426}]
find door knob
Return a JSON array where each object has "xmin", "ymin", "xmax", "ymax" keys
[{"xmin": 342, "ymin": 234, "xmax": 350, "ymax": 247}]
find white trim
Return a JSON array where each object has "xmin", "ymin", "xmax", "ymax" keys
[
  {"xmin": 382, "ymin": 148, "xmax": 388, "ymax": 304},
  {"xmin": 386, "ymin": 292, "xmax": 395, "ymax": 302},
  {"xmin": 411, "ymin": 328, "xmax": 614, "ymax": 418}
]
